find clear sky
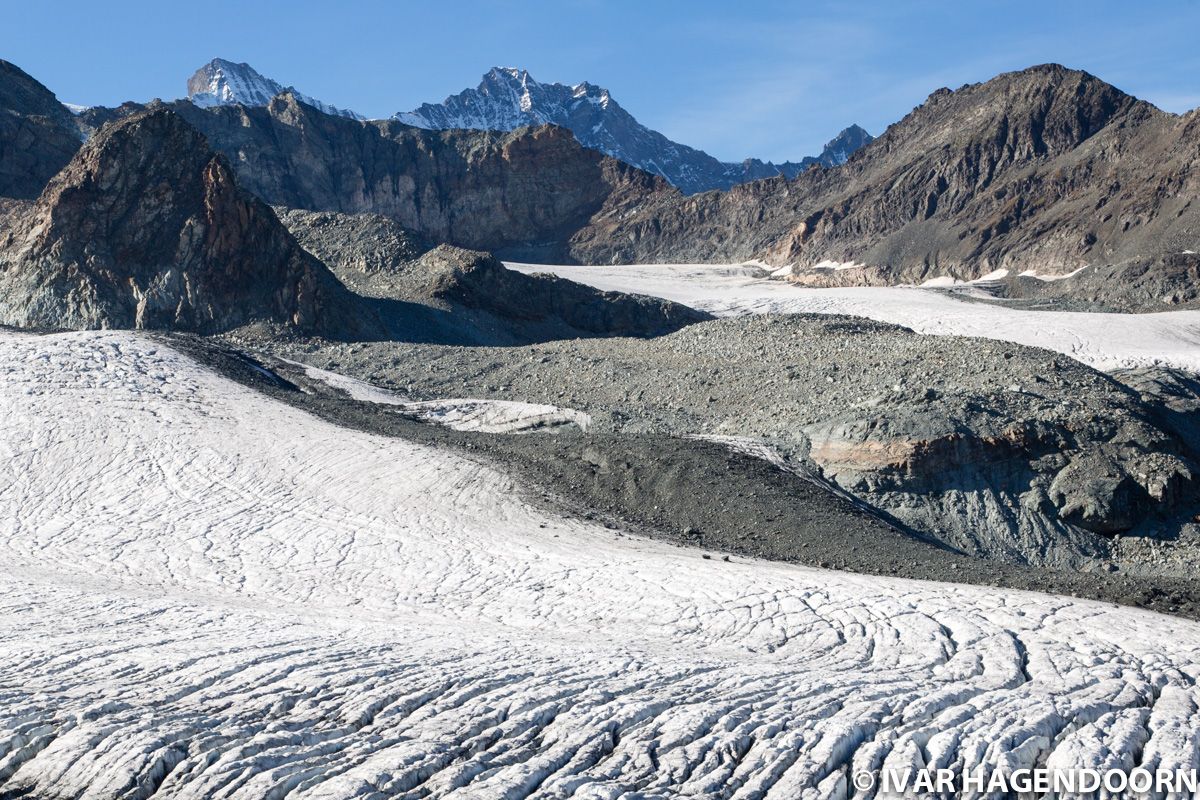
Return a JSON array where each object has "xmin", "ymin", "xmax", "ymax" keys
[{"xmin": 5, "ymin": 0, "xmax": 1200, "ymax": 162}]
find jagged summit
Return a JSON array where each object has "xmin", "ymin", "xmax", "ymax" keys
[
  {"xmin": 186, "ymin": 58, "xmax": 364, "ymax": 120},
  {"xmin": 394, "ymin": 67, "xmax": 871, "ymax": 194}
]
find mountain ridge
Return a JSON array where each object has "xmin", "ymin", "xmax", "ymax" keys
[
  {"xmin": 568, "ymin": 62, "xmax": 1200, "ymax": 306},
  {"xmin": 394, "ymin": 67, "xmax": 873, "ymax": 193}
]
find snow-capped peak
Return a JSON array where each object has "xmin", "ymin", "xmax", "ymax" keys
[
  {"xmin": 392, "ymin": 67, "xmax": 872, "ymax": 194},
  {"xmin": 185, "ymin": 58, "xmax": 364, "ymax": 120}
]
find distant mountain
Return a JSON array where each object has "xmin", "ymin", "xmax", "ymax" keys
[
  {"xmin": 395, "ymin": 67, "xmax": 872, "ymax": 194},
  {"xmin": 186, "ymin": 58, "xmax": 363, "ymax": 120},
  {"xmin": 570, "ymin": 63, "xmax": 1200, "ymax": 307}
]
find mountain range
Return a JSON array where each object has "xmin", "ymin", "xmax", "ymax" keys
[
  {"xmin": 570, "ymin": 64, "xmax": 1200, "ymax": 295},
  {"xmin": 184, "ymin": 61, "xmax": 872, "ymax": 194},
  {"xmin": 2, "ymin": 58, "xmax": 1198, "ymax": 312},
  {"xmin": 393, "ymin": 67, "xmax": 873, "ymax": 193}
]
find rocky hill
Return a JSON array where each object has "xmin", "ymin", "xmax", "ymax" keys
[
  {"xmin": 569, "ymin": 66, "xmax": 1200, "ymax": 298},
  {"xmin": 395, "ymin": 67, "xmax": 872, "ymax": 193},
  {"xmin": 278, "ymin": 208, "xmax": 709, "ymax": 343},
  {"xmin": 0, "ymin": 60, "xmax": 83, "ymax": 199},
  {"xmin": 0, "ymin": 109, "xmax": 361, "ymax": 334}
]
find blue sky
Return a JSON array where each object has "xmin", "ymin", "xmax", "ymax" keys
[{"xmin": 5, "ymin": 0, "xmax": 1199, "ymax": 162}]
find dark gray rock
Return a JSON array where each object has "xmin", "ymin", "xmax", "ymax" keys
[
  {"xmin": 415, "ymin": 245, "xmax": 710, "ymax": 338},
  {"xmin": 264, "ymin": 313, "xmax": 1200, "ymax": 570}
]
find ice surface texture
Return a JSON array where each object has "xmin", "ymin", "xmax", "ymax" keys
[{"xmin": 1, "ymin": 331, "xmax": 1198, "ymax": 798}]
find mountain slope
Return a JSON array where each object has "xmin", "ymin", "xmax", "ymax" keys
[
  {"xmin": 0, "ymin": 60, "xmax": 83, "ymax": 199},
  {"xmin": 0, "ymin": 109, "xmax": 359, "ymax": 334},
  {"xmin": 187, "ymin": 58, "xmax": 364, "ymax": 120},
  {"xmin": 395, "ymin": 67, "xmax": 872, "ymax": 193},
  {"xmin": 570, "ymin": 64, "xmax": 1200, "ymax": 298}
]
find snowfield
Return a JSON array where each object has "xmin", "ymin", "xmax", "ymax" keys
[
  {"xmin": 507, "ymin": 263, "xmax": 1200, "ymax": 373},
  {"xmin": 2, "ymin": 330, "xmax": 1199, "ymax": 798}
]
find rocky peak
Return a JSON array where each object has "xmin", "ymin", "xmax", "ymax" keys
[
  {"xmin": 819, "ymin": 124, "xmax": 873, "ymax": 166},
  {"xmin": 0, "ymin": 109, "xmax": 356, "ymax": 334},
  {"xmin": 0, "ymin": 60, "xmax": 79, "ymax": 129},
  {"xmin": 876, "ymin": 64, "xmax": 1152, "ymax": 163}
]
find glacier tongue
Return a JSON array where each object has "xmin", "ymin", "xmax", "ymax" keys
[{"xmin": 1, "ymin": 329, "xmax": 1198, "ymax": 798}]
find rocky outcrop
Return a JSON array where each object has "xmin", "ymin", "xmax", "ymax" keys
[
  {"xmin": 570, "ymin": 65, "xmax": 1200, "ymax": 299},
  {"xmin": 0, "ymin": 109, "xmax": 361, "ymax": 335},
  {"xmin": 0, "ymin": 60, "xmax": 83, "ymax": 200}
]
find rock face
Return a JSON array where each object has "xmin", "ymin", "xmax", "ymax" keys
[
  {"xmin": 187, "ymin": 58, "xmax": 363, "ymax": 120},
  {"xmin": 0, "ymin": 60, "xmax": 83, "ymax": 199},
  {"xmin": 395, "ymin": 67, "xmax": 873, "ymax": 194},
  {"xmin": 0, "ymin": 109, "xmax": 358, "ymax": 335},
  {"xmin": 570, "ymin": 65, "xmax": 1200, "ymax": 298}
]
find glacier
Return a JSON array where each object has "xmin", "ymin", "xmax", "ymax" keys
[{"xmin": 1, "ymin": 329, "xmax": 1198, "ymax": 798}]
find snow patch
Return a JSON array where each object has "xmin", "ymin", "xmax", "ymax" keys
[{"xmin": 1017, "ymin": 265, "xmax": 1090, "ymax": 281}]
